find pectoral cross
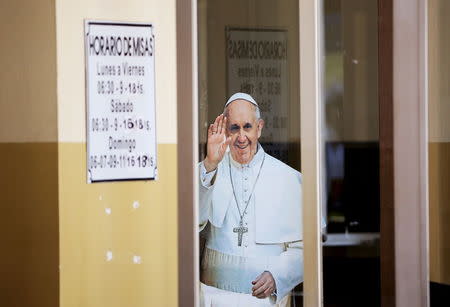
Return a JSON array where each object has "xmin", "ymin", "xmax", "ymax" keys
[{"xmin": 233, "ymin": 221, "xmax": 248, "ymax": 246}]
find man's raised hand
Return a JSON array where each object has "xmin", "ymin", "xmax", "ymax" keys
[{"xmin": 204, "ymin": 114, "xmax": 231, "ymax": 172}]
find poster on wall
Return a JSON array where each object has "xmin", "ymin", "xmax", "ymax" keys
[
  {"xmin": 226, "ymin": 27, "xmax": 289, "ymax": 161},
  {"xmin": 85, "ymin": 21, "xmax": 157, "ymax": 183}
]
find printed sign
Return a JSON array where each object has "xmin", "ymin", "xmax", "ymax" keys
[
  {"xmin": 226, "ymin": 28, "xmax": 289, "ymax": 161},
  {"xmin": 85, "ymin": 21, "xmax": 156, "ymax": 182}
]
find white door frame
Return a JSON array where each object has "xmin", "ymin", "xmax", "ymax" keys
[
  {"xmin": 299, "ymin": 0, "xmax": 324, "ymax": 306},
  {"xmin": 393, "ymin": 0, "xmax": 429, "ymax": 306}
]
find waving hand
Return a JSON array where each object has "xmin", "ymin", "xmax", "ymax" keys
[{"xmin": 204, "ymin": 114, "xmax": 231, "ymax": 172}]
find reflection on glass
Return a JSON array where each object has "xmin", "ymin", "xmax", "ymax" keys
[
  {"xmin": 322, "ymin": 1, "xmax": 380, "ymax": 306},
  {"xmin": 197, "ymin": 1, "xmax": 303, "ymax": 306},
  {"xmin": 428, "ymin": 1, "xmax": 450, "ymax": 304}
]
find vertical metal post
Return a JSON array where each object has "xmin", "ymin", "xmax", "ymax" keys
[
  {"xmin": 300, "ymin": 0, "xmax": 324, "ymax": 306},
  {"xmin": 393, "ymin": 0, "xmax": 429, "ymax": 306},
  {"xmin": 177, "ymin": 0, "xmax": 199, "ymax": 306},
  {"xmin": 378, "ymin": 0, "xmax": 396, "ymax": 306}
]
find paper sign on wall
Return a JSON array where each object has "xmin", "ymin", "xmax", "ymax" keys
[{"xmin": 85, "ymin": 21, "xmax": 157, "ymax": 183}]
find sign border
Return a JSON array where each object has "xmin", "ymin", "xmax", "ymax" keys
[{"xmin": 84, "ymin": 19, "xmax": 157, "ymax": 183}]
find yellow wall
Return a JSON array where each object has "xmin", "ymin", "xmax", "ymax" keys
[
  {"xmin": 55, "ymin": 0, "xmax": 178, "ymax": 306},
  {"xmin": 429, "ymin": 143, "xmax": 450, "ymax": 284},
  {"xmin": 0, "ymin": 1, "xmax": 59, "ymax": 306},
  {"xmin": 58, "ymin": 143, "xmax": 177, "ymax": 307},
  {"xmin": 0, "ymin": 143, "xmax": 59, "ymax": 307},
  {"xmin": 429, "ymin": 0, "xmax": 450, "ymax": 285}
]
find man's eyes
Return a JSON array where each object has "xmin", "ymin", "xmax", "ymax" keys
[{"xmin": 229, "ymin": 123, "xmax": 253, "ymax": 132}]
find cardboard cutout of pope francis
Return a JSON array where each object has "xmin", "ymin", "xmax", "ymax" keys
[{"xmin": 199, "ymin": 93, "xmax": 303, "ymax": 307}]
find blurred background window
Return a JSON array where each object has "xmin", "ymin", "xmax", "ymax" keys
[{"xmin": 322, "ymin": 1, "xmax": 381, "ymax": 306}]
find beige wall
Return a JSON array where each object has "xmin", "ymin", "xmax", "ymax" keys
[
  {"xmin": 0, "ymin": 0, "xmax": 58, "ymax": 142},
  {"xmin": 429, "ymin": 0, "xmax": 450, "ymax": 143},
  {"xmin": 56, "ymin": 0, "xmax": 177, "ymax": 144},
  {"xmin": 429, "ymin": 0, "xmax": 450, "ymax": 285}
]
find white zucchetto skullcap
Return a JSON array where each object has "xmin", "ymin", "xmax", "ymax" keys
[{"xmin": 225, "ymin": 92, "xmax": 258, "ymax": 107}]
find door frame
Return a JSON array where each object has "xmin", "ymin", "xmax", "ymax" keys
[
  {"xmin": 378, "ymin": 0, "xmax": 396, "ymax": 306},
  {"xmin": 176, "ymin": 0, "xmax": 199, "ymax": 306},
  {"xmin": 299, "ymin": 0, "xmax": 324, "ymax": 305},
  {"xmin": 392, "ymin": 0, "xmax": 429, "ymax": 306}
]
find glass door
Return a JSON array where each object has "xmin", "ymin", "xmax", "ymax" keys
[
  {"xmin": 196, "ymin": 1, "xmax": 317, "ymax": 306},
  {"xmin": 322, "ymin": 1, "xmax": 381, "ymax": 306}
]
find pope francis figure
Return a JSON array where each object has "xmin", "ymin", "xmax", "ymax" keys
[{"xmin": 199, "ymin": 93, "xmax": 303, "ymax": 307}]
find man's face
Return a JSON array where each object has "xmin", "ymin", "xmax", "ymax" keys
[{"xmin": 225, "ymin": 99, "xmax": 264, "ymax": 164}]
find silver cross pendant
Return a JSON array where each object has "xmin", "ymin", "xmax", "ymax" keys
[{"xmin": 233, "ymin": 221, "xmax": 248, "ymax": 246}]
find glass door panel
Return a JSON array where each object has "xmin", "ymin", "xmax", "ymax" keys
[
  {"xmin": 197, "ymin": 1, "xmax": 306, "ymax": 306},
  {"xmin": 198, "ymin": 0, "xmax": 301, "ymax": 168},
  {"xmin": 322, "ymin": 1, "xmax": 380, "ymax": 306}
]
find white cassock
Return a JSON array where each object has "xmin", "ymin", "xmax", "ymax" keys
[{"xmin": 199, "ymin": 144, "xmax": 303, "ymax": 307}]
